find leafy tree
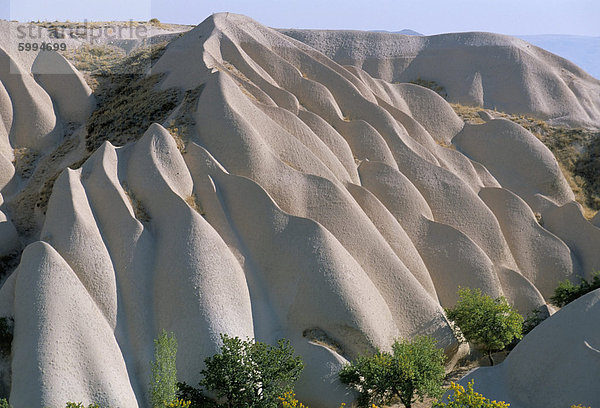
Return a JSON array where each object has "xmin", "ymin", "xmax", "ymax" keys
[
  {"xmin": 151, "ymin": 330, "xmax": 179, "ymax": 408},
  {"xmin": 176, "ymin": 382, "xmax": 216, "ymax": 408},
  {"xmin": 521, "ymin": 308, "xmax": 548, "ymax": 336},
  {"xmin": 432, "ymin": 380, "xmax": 510, "ymax": 408},
  {"xmin": 0, "ymin": 398, "xmax": 11, "ymax": 408},
  {"xmin": 0, "ymin": 317, "xmax": 13, "ymax": 358},
  {"xmin": 445, "ymin": 287, "xmax": 523, "ymax": 366},
  {"xmin": 339, "ymin": 336, "xmax": 445, "ymax": 408},
  {"xmin": 200, "ymin": 334, "xmax": 304, "ymax": 408},
  {"xmin": 550, "ymin": 272, "xmax": 600, "ymax": 307}
]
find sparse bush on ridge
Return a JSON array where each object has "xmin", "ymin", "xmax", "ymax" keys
[
  {"xmin": 408, "ymin": 78, "xmax": 448, "ymax": 99},
  {"xmin": 445, "ymin": 287, "xmax": 523, "ymax": 366},
  {"xmin": 82, "ymin": 41, "xmax": 180, "ymax": 152},
  {"xmin": 85, "ymin": 72, "xmax": 180, "ymax": 152},
  {"xmin": 339, "ymin": 336, "xmax": 445, "ymax": 408},
  {"xmin": 550, "ymin": 272, "xmax": 600, "ymax": 307}
]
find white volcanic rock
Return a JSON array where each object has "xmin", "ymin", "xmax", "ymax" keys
[
  {"xmin": 537, "ymin": 200, "xmax": 600, "ymax": 281},
  {"xmin": 0, "ymin": 154, "xmax": 14, "ymax": 192},
  {"xmin": 280, "ymin": 29, "xmax": 600, "ymax": 127},
  {"xmin": 479, "ymin": 187, "xmax": 574, "ymax": 298},
  {"xmin": 0, "ymin": 211, "xmax": 19, "ymax": 258},
  {"xmin": 453, "ymin": 119, "xmax": 575, "ymax": 208},
  {"xmin": 40, "ymin": 167, "xmax": 119, "ymax": 327},
  {"xmin": 0, "ymin": 46, "xmax": 62, "ymax": 151},
  {"xmin": 460, "ymin": 288, "xmax": 600, "ymax": 408},
  {"xmin": 1, "ymin": 12, "xmax": 599, "ymax": 407},
  {"xmin": 32, "ymin": 51, "xmax": 96, "ymax": 123},
  {"xmin": 11, "ymin": 241, "xmax": 138, "ymax": 408}
]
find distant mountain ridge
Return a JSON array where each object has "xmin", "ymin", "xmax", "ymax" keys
[{"xmin": 370, "ymin": 29, "xmax": 423, "ymax": 35}]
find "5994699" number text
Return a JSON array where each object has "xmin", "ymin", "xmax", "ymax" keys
[{"xmin": 17, "ymin": 42, "xmax": 67, "ymax": 52}]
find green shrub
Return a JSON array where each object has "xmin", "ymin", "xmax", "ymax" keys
[
  {"xmin": 151, "ymin": 330, "xmax": 179, "ymax": 408},
  {"xmin": 176, "ymin": 382, "xmax": 215, "ymax": 408},
  {"xmin": 445, "ymin": 287, "xmax": 523, "ymax": 365},
  {"xmin": 522, "ymin": 308, "xmax": 548, "ymax": 336},
  {"xmin": 200, "ymin": 334, "xmax": 303, "ymax": 408},
  {"xmin": 0, "ymin": 317, "xmax": 13, "ymax": 358},
  {"xmin": 432, "ymin": 380, "xmax": 509, "ymax": 408},
  {"xmin": 339, "ymin": 336, "xmax": 445, "ymax": 408},
  {"xmin": 408, "ymin": 78, "xmax": 448, "ymax": 99},
  {"xmin": 0, "ymin": 398, "xmax": 11, "ymax": 408},
  {"xmin": 550, "ymin": 272, "xmax": 600, "ymax": 307},
  {"xmin": 64, "ymin": 403, "xmax": 101, "ymax": 408}
]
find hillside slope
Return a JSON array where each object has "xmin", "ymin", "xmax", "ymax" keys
[
  {"xmin": 517, "ymin": 34, "xmax": 600, "ymax": 80},
  {"xmin": 0, "ymin": 13, "xmax": 598, "ymax": 408},
  {"xmin": 280, "ymin": 29, "xmax": 600, "ymax": 128}
]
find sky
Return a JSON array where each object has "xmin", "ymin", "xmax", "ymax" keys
[{"xmin": 1, "ymin": 0, "xmax": 599, "ymax": 36}]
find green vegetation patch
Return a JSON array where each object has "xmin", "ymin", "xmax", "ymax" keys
[
  {"xmin": 0, "ymin": 317, "xmax": 13, "ymax": 359},
  {"xmin": 445, "ymin": 287, "xmax": 523, "ymax": 366},
  {"xmin": 408, "ymin": 78, "xmax": 448, "ymax": 99},
  {"xmin": 339, "ymin": 336, "xmax": 445, "ymax": 408},
  {"xmin": 550, "ymin": 272, "xmax": 600, "ymax": 308}
]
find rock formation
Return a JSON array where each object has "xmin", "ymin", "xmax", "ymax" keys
[{"xmin": 0, "ymin": 12, "xmax": 598, "ymax": 407}]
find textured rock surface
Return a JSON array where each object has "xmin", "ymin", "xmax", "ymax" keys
[{"xmin": 0, "ymin": 12, "xmax": 599, "ymax": 408}]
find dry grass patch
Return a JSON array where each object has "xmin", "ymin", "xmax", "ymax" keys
[
  {"xmin": 85, "ymin": 42, "xmax": 180, "ymax": 152},
  {"xmin": 436, "ymin": 140, "xmax": 456, "ymax": 150},
  {"xmin": 184, "ymin": 194, "xmax": 205, "ymax": 216},
  {"xmin": 62, "ymin": 44, "xmax": 126, "ymax": 85},
  {"xmin": 12, "ymin": 147, "xmax": 39, "ymax": 179},
  {"xmin": 166, "ymin": 123, "xmax": 187, "ymax": 153},
  {"xmin": 122, "ymin": 184, "xmax": 151, "ymax": 222},
  {"xmin": 450, "ymin": 103, "xmax": 487, "ymax": 124},
  {"xmin": 165, "ymin": 84, "xmax": 205, "ymax": 155}
]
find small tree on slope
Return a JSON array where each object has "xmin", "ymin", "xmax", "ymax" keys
[
  {"xmin": 151, "ymin": 330, "xmax": 179, "ymax": 407},
  {"xmin": 200, "ymin": 334, "xmax": 304, "ymax": 408},
  {"xmin": 445, "ymin": 287, "xmax": 523, "ymax": 366},
  {"xmin": 339, "ymin": 336, "xmax": 445, "ymax": 408}
]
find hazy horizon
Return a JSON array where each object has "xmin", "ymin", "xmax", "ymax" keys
[{"xmin": 1, "ymin": 0, "xmax": 599, "ymax": 36}]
